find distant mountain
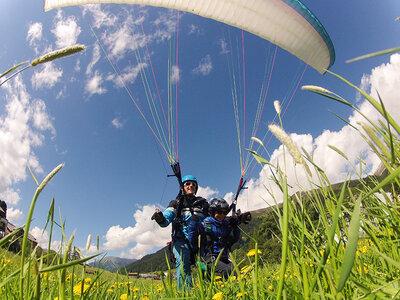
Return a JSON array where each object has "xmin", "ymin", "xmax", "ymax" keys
[{"xmin": 89, "ymin": 256, "xmax": 136, "ymax": 272}]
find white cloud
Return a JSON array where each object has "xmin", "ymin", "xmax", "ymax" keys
[
  {"xmin": 111, "ymin": 118, "xmax": 123, "ymax": 129},
  {"xmin": 82, "ymin": 4, "xmax": 118, "ymax": 29},
  {"xmin": 102, "ymin": 15, "xmax": 145, "ymax": 60},
  {"xmin": 192, "ymin": 55, "xmax": 212, "ymax": 76},
  {"xmin": 0, "ymin": 77, "xmax": 52, "ymax": 206},
  {"xmin": 108, "ymin": 63, "xmax": 147, "ymax": 88},
  {"xmin": 153, "ymin": 11, "xmax": 178, "ymax": 42},
  {"xmin": 31, "ymin": 62, "xmax": 63, "ymax": 90},
  {"xmin": 235, "ymin": 53, "xmax": 400, "ymax": 213},
  {"xmin": 7, "ymin": 207, "xmax": 23, "ymax": 223},
  {"xmin": 27, "ymin": 22, "xmax": 43, "ymax": 53},
  {"xmin": 86, "ymin": 44, "xmax": 101, "ymax": 75},
  {"xmin": 188, "ymin": 24, "xmax": 201, "ymax": 35},
  {"xmin": 30, "ymin": 226, "xmax": 62, "ymax": 251},
  {"xmin": 170, "ymin": 65, "xmax": 180, "ymax": 83},
  {"xmin": 219, "ymin": 39, "xmax": 229, "ymax": 54},
  {"xmin": 52, "ymin": 10, "xmax": 81, "ymax": 48},
  {"xmin": 103, "ymin": 204, "xmax": 170, "ymax": 259},
  {"xmin": 85, "ymin": 71, "xmax": 106, "ymax": 96},
  {"xmin": 197, "ymin": 186, "xmax": 218, "ymax": 200}
]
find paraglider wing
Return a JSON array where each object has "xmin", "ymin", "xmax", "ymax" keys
[{"xmin": 44, "ymin": 0, "xmax": 334, "ymax": 74}]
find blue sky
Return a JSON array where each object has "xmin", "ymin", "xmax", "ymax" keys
[{"xmin": 1, "ymin": 0, "xmax": 400, "ymax": 259}]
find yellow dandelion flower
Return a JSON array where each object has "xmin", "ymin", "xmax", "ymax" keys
[
  {"xmin": 247, "ymin": 249, "xmax": 262, "ymax": 257},
  {"xmin": 237, "ymin": 292, "xmax": 247, "ymax": 297},
  {"xmin": 141, "ymin": 296, "xmax": 149, "ymax": 300},
  {"xmin": 268, "ymin": 285, "xmax": 274, "ymax": 291},
  {"xmin": 212, "ymin": 292, "xmax": 223, "ymax": 300},
  {"xmin": 215, "ymin": 275, "xmax": 222, "ymax": 281},
  {"xmin": 107, "ymin": 289, "xmax": 113, "ymax": 293},
  {"xmin": 73, "ymin": 284, "xmax": 90, "ymax": 296},
  {"xmin": 120, "ymin": 294, "xmax": 128, "ymax": 300},
  {"xmin": 319, "ymin": 249, "xmax": 325, "ymax": 256},
  {"xmin": 84, "ymin": 277, "xmax": 91, "ymax": 283}
]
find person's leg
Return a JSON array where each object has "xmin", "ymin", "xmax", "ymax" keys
[{"xmin": 173, "ymin": 241, "xmax": 192, "ymax": 290}]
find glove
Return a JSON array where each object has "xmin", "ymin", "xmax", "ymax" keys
[
  {"xmin": 151, "ymin": 209, "xmax": 166, "ymax": 225},
  {"xmin": 239, "ymin": 212, "xmax": 251, "ymax": 224},
  {"xmin": 228, "ymin": 216, "xmax": 239, "ymax": 228}
]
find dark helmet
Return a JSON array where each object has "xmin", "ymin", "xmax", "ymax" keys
[
  {"xmin": 182, "ymin": 174, "xmax": 198, "ymax": 193},
  {"xmin": 209, "ymin": 198, "xmax": 229, "ymax": 216}
]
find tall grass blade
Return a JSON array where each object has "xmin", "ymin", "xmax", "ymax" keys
[
  {"xmin": 328, "ymin": 145, "xmax": 349, "ymax": 161},
  {"xmin": 0, "ymin": 61, "xmax": 29, "ymax": 78},
  {"xmin": 346, "ymin": 47, "xmax": 400, "ymax": 63},
  {"xmin": 336, "ymin": 194, "xmax": 362, "ymax": 292}
]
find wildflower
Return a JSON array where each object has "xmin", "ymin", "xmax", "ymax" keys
[
  {"xmin": 212, "ymin": 292, "xmax": 223, "ymax": 300},
  {"xmin": 84, "ymin": 277, "xmax": 92, "ymax": 283},
  {"xmin": 241, "ymin": 265, "xmax": 251, "ymax": 273},
  {"xmin": 107, "ymin": 289, "xmax": 113, "ymax": 293},
  {"xmin": 237, "ymin": 292, "xmax": 247, "ymax": 297},
  {"xmin": 215, "ymin": 275, "xmax": 222, "ymax": 281},
  {"xmin": 73, "ymin": 283, "xmax": 90, "ymax": 296},
  {"xmin": 120, "ymin": 294, "xmax": 128, "ymax": 300},
  {"xmin": 268, "ymin": 285, "xmax": 274, "ymax": 291},
  {"xmin": 247, "ymin": 249, "xmax": 262, "ymax": 257},
  {"xmin": 274, "ymin": 100, "xmax": 281, "ymax": 115}
]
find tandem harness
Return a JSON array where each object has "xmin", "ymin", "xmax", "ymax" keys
[{"xmin": 166, "ymin": 196, "xmax": 197, "ymax": 266}]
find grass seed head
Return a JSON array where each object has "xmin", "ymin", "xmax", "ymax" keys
[
  {"xmin": 31, "ymin": 44, "xmax": 86, "ymax": 67},
  {"xmin": 274, "ymin": 100, "xmax": 281, "ymax": 115}
]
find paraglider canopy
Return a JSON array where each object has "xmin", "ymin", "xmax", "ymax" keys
[{"xmin": 44, "ymin": 0, "xmax": 335, "ymax": 73}]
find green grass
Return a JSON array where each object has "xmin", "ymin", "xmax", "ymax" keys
[{"xmin": 2, "ymin": 41, "xmax": 400, "ymax": 299}]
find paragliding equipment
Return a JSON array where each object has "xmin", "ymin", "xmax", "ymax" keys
[
  {"xmin": 44, "ymin": 0, "xmax": 335, "ymax": 74},
  {"xmin": 44, "ymin": 0, "xmax": 335, "ymax": 204},
  {"xmin": 228, "ymin": 176, "xmax": 247, "ymax": 217}
]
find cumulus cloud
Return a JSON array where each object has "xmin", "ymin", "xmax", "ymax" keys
[
  {"xmin": 30, "ymin": 227, "xmax": 62, "ymax": 251},
  {"xmin": 192, "ymin": 55, "xmax": 212, "ymax": 76},
  {"xmin": 31, "ymin": 62, "xmax": 63, "ymax": 90},
  {"xmin": 153, "ymin": 11, "xmax": 178, "ymax": 42},
  {"xmin": 85, "ymin": 71, "xmax": 106, "ymax": 96},
  {"xmin": 103, "ymin": 204, "xmax": 170, "ymax": 259},
  {"xmin": 197, "ymin": 186, "xmax": 218, "ymax": 200},
  {"xmin": 52, "ymin": 10, "xmax": 81, "ymax": 48},
  {"xmin": 235, "ymin": 53, "xmax": 400, "ymax": 213},
  {"xmin": 0, "ymin": 77, "xmax": 53, "ymax": 208},
  {"xmin": 7, "ymin": 207, "xmax": 23, "ymax": 223}
]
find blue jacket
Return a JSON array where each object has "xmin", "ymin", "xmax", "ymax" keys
[
  {"xmin": 188, "ymin": 216, "xmax": 240, "ymax": 260},
  {"xmin": 159, "ymin": 195, "xmax": 208, "ymax": 242}
]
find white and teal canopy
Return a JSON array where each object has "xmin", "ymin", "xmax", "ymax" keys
[{"xmin": 44, "ymin": 0, "xmax": 335, "ymax": 74}]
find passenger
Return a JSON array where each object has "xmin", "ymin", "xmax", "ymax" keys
[{"xmin": 188, "ymin": 197, "xmax": 251, "ymax": 278}]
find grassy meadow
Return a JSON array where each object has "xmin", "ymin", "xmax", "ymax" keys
[{"xmin": 2, "ymin": 47, "xmax": 400, "ymax": 299}]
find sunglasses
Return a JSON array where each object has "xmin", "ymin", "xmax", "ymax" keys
[{"xmin": 184, "ymin": 181, "xmax": 197, "ymax": 187}]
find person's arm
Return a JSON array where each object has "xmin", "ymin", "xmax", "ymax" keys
[{"xmin": 151, "ymin": 200, "xmax": 178, "ymax": 227}]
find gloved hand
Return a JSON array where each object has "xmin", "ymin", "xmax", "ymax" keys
[
  {"xmin": 151, "ymin": 208, "xmax": 166, "ymax": 225},
  {"xmin": 228, "ymin": 216, "xmax": 239, "ymax": 228},
  {"xmin": 239, "ymin": 212, "xmax": 251, "ymax": 224}
]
